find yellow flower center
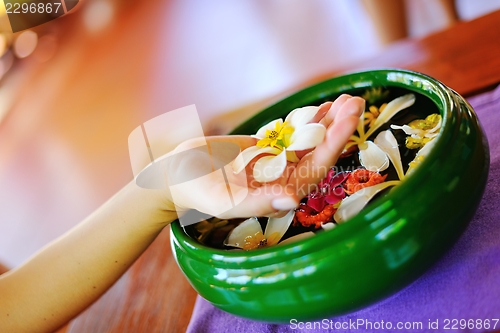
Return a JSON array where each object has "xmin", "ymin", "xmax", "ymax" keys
[
  {"xmin": 243, "ymin": 232, "xmax": 266, "ymax": 251},
  {"xmin": 268, "ymin": 130, "xmax": 279, "ymax": 140},
  {"xmin": 364, "ymin": 103, "xmax": 387, "ymax": 127},
  {"xmin": 242, "ymin": 231, "xmax": 281, "ymax": 250},
  {"xmin": 408, "ymin": 113, "xmax": 441, "ymax": 130},
  {"xmin": 257, "ymin": 121, "xmax": 294, "ymax": 149},
  {"xmin": 405, "ymin": 113, "xmax": 442, "ymax": 149}
]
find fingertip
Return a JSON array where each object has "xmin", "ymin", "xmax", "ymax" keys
[
  {"xmin": 351, "ymin": 96, "xmax": 366, "ymax": 112},
  {"xmin": 271, "ymin": 196, "xmax": 299, "ymax": 211},
  {"xmin": 312, "ymin": 102, "xmax": 333, "ymax": 124},
  {"xmin": 336, "ymin": 96, "xmax": 365, "ymax": 120},
  {"xmin": 321, "ymin": 94, "xmax": 352, "ymax": 126}
]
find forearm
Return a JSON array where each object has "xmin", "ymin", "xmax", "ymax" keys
[{"xmin": 0, "ymin": 181, "xmax": 177, "ymax": 333}]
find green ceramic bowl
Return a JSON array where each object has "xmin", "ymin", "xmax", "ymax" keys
[{"xmin": 170, "ymin": 69, "xmax": 489, "ymax": 322}]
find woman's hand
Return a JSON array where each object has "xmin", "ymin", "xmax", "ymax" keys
[{"xmin": 161, "ymin": 95, "xmax": 365, "ymax": 221}]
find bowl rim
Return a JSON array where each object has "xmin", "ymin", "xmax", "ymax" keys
[{"xmin": 171, "ymin": 68, "xmax": 456, "ymax": 262}]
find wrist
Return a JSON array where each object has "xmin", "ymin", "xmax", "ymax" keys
[{"xmin": 124, "ymin": 181, "xmax": 178, "ymax": 229}]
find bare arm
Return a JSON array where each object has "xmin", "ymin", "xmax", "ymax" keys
[{"xmin": 0, "ymin": 182, "xmax": 176, "ymax": 333}]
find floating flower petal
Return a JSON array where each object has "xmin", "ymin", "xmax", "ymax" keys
[
  {"xmin": 264, "ymin": 209, "xmax": 296, "ymax": 244},
  {"xmin": 334, "ymin": 181, "xmax": 400, "ymax": 223},
  {"xmin": 391, "ymin": 113, "xmax": 442, "ymax": 149},
  {"xmin": 278, "ymin": 231, "xmax": 315, "ymax": 245},
  {"xmin": 358, "ymin": 141, "xmax": 390, "ymax": 172},
  {"xmin": 224, "ymin": 217, "xmax": 263, "ymax": 249},
  {"xmin": 374, "ymin": 130, "xmax": 405, "ymax": 180},
  {"xmin": 224, "ymin": 210, "xmax": 295, "ymax": 250},
  {"xmin": 407, "ymin": 137, "xmax": 437, "ymax": 174},
  {"xmin": 365, "ymin": 94, "xmax": 416, "ymax": 139}
]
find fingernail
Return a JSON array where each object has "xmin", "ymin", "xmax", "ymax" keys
[
  {"xmin": 348, "ymin": 97, "xmax": 365, "ymax": 116},
  {"xmin": 272, "ymin": 197, "xmax": 298, "ymax": 211}
]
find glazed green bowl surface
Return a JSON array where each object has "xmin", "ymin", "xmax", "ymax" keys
[{"xmin": 170, "ymin": 69, "xmax": 489, "ymax": 322}]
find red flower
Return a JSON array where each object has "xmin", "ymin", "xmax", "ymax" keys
[
  {"xmin": 343, "ymin": 169, "xmax": 387, "ymax": 195},
  {"xmin": 306, "ymin": 170, "xmax": 348, "ymax": 213}
]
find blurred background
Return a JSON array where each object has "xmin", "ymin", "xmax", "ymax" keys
[{"xmin": 0, "ymin": 0, "xmax": 499, "ymax": 274}]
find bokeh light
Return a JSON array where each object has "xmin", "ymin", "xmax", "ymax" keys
[{"xmin": 13, "ymin": 30, "xmax": 38, "ymax": 58}]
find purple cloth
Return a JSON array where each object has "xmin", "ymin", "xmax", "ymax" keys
[{"xmin": 186, "ymin": 86, "xmax": 500, "ymax": 333}]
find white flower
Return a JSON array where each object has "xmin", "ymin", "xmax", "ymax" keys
[
  {"xmin": 334, "ymin": 128, "xmax": 439, "ymax": 223},
  {"xmin": 224, "ymin": 210, "xmax": 314, "ymax": 250},
  {"xmin": 346, "ymin": 94, "xmax": 416, "ymax": 172},
  {"xmin": 232, "ymin": 106, "xmax": 326, "ymax": 182},
  {"xmin": 391, "ymin": 114, "xmax": 441, "ymax": 142}
]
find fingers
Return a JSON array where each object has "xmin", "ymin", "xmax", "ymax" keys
[
  {"xmin": 288, "ymin": 96, "xmax": 365, "ymax": 198},
  {"xmin": 310, "ymin": 101, "xmax": 332, "ymax": 124},
  {"xmin": 319, "ymin": 94, "xmax": 352, "ymax": 127},
  {"xmin": 314, "ymin": 96, "xmax": 365, "ymax": 165},
  {"xmin": 206, "ymin": 135, "xmax": 257, "ymax": 150},
  {"xmin": 217, "ymin": 184, "xmax": 299, "ymax": 219}
]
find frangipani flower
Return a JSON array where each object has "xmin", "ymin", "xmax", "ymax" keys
[
  {"xmin": 346, "ymin": 94, "xmax": 416, "ymax": 172},
  {"xmin": 391, "ymin": 113, "xmax": 442, "ymax": 149},
  {"xmin": 334, "ymin": 127, "xmax": 439, "ymax": 223},
  {"xmin": 224, "ymin": 210, "xmax": 313, "ymax": 250},
  {"xmin": 390, "ymin": 113, "xmax": 441, "ymax": 174},
  {"xmin": 233, "ymin": 106, "xmax": 326, "ymax": 182}
]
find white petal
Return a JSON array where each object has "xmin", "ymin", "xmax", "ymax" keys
[
  {"xmin": 321, "ymin": 223, "xmax": 336, "ymax": 231},
  {"xmin": 285, "ymin": 106, "xmax": 320, "ymax": 128},
  {"xmin": 287, "ymin": 123, "xmax": 326, "ymax": 151},
  {"xmin": 278, "ymin": 231, "xmax": 315, "ymax": 245},
  {"xmin": 232, "ymin": 146, "xmax": 281, "ymax": 173},
  {"xmin": 253, "ymin": 149, "xmax": 287, "ymax": 182},
  {"xmin": 366, "ymin": 94, "xmax": 416, "ymax": 138},
  {"xmin": 359, "ymin": 141, "xmax": 390, "ymax": 172},
  {"xmin": 224, "ymin": 217, "xmax": 263, "ymax": 248},
  {"xmin": 374, "ymin": 130, "xmax": 405, "ymax": 180},
  {"xmin": 390, "ymin": 124, "xmax": 424, "ymax": 138},
  {"xmin": 264, "ymin": 209, "xmax": 295, "ymax": 241},
  {"xmin": 334, "ymin": 180, "xmax": 400, "ymax": 223},
  {"xmin": 416, "ymin": 137, "xmax": 436, "ymax": 158},
  {"xmin": 407, "ymin": 137, "xmax": 437, "ymax": 174},
  {"xmin": 252, "ymin": 119, "xmax": 283, "ymax": 139}
]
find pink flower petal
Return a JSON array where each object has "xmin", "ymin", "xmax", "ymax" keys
[{"xmin": 307, "ymin": 195, "xmax": 325, "ymax": 212}]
